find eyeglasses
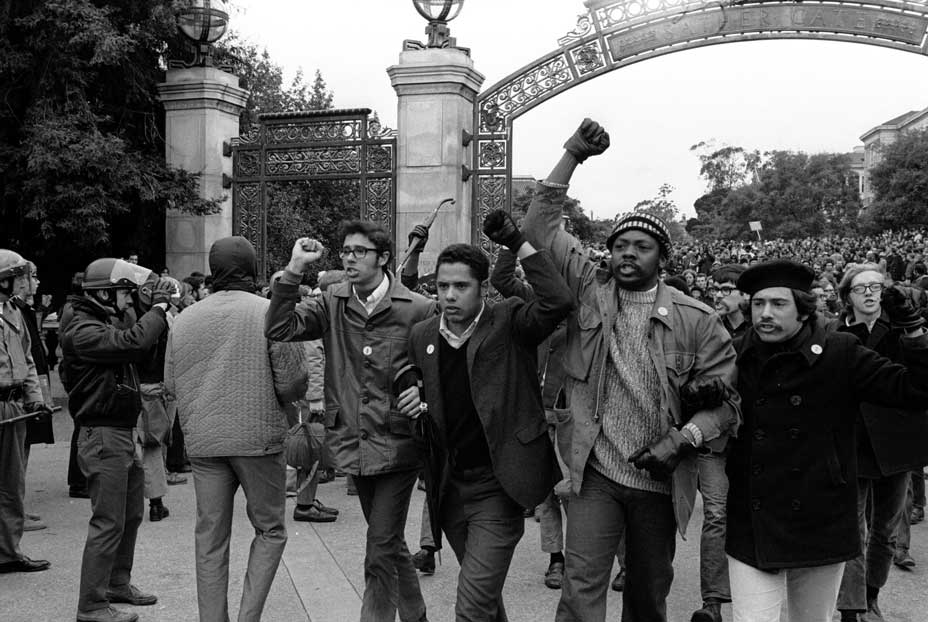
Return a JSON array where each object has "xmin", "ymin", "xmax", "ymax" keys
[
  {"xmin": 339, "ymin": 246, "xmax": 378, "ymax": 259},
  {"xmin": 717, "ymin": 285, "xmax": 736, "ymax": 295},
  {"xmin": 849, "ymin": 283, "xmax": 884, "ymax": 295}
]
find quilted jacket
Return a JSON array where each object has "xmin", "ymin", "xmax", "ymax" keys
[{"xmin": 164, "ymin": 290, "xmax": 308, "ymax": 457}]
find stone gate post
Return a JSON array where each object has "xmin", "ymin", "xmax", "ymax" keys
[
  {"xmin": 157, "ymin": 67, "xmax": 247, "ymax": 277},
  {"xmin": 388, "ymin": 48, "xmax": 484, "ymax": 273}
]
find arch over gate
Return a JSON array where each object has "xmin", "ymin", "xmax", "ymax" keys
[{"xmin": 471, "ymin": 0, "xmax": 928, "ymax": 246}]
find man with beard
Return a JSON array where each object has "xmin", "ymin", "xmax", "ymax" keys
[
  {"xmin": 266, "ymin": 220, "xmax": 436, "ymax": 622},
  {"xmin": 521, "ymin": 119, "xmax": 741, "ymax": 622},
  {"xmin": 712, "ymin": 265, "xmax": 749, "ymax": 340}
]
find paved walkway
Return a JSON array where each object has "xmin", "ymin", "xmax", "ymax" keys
[{"xmin": 2, "ymin": 386, "xmax": 927, "ymax": 621}]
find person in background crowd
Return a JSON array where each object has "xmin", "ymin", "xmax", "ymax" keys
[
  {"xmin": 522, "ymin": 119, "xmax": 741, "ymax": 622},
  {"xmin": 126, "ymin": 253, "xmax": 139, "ymax": 266},
  {"xmin": 266, "ymin": 220, "xmax": 436, "ymax": 622},
  {"xmin": 828, "ymin": 264, "xmax": 928, "ymax": 621},
  {"xmin": 727, "ymin": 260, "xmax": 928, "ymax": 622},
  {"xmin": 165, "ymin": 237, "xmax": 308, "ymax": 622},
  {"xmin": 0, "ymin": 249, "xmax": 51, "ymax": 576},
  {"xmin": 10, "ymin": 260, "xmax": 55, "ymax": 532},
  {"xmin": 61, "ymin": 258, "xmax": 172, "ymax": 622}
]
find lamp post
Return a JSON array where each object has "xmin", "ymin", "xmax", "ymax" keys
[
  {"xmin": 408, "ymin": 0, "xmax": 465, "ymax": 50},
  {"xmin": 171, "ymin": 0, "xmax": 230, "ymax": 68}
]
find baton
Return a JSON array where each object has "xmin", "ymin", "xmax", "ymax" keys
[{"xmin": 397, "ymin": 198, "xmax": 455, "ymax": 274}]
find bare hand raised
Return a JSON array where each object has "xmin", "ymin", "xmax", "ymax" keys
[
  {"xmin": 563, "ymin": 118, "xmax": 610, "ymax": 163},
  {"xmin": 287, "ymin": 238, "xmax": 325, "ymax": 274}
]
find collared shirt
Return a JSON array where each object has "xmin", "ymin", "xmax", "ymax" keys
[
  {"xmin": 439, "ymin": 303, "xmax": 486, "ymax": 349},
  {"xmin": 353, "ymin": 272, "xmax": 389, "ymax": 316}
]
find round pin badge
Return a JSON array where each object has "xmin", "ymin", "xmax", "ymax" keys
[
  {"xmin": 362, "ymin": 346, "xmax": 372, "ymax": 356},
  {"xmin": 658, "ymin": 307, "xmax": 669, "ymax": 317},
  {"xmin": 426, "ymin": 344, "xmax": 435, "ymax": 355},
  {"xmin": 811, "ymin": 344, "xmax": 822, "ymax": 355}
]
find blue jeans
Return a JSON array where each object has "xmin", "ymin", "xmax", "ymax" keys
[
  {"xmin": 354, "ymin": 469, "xmax": 426, "ymax": 622},
  {"xmin": 838, "ymin": 473, "xmax": 909, "ymax": 612},
  {"xmin": 557, "ymin": 466, "xmax": 676, "ymax": 622},
  {"xmin": 697, "ymin": 451, "xmax": 731, "ymax": 603}
]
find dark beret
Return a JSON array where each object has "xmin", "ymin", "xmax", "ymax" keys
[{"xmin": 737, "ymin": 259, "xmax": 815, "ymax": 295}]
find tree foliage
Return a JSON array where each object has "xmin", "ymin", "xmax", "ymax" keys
[
  {"xmin": 868, "ymin": 128, "xmax": 928, "ymax": 230},
  {"xmin": 511, "ymin": 186, "xmax": 613, "ymax": 248},
  {"xmin": 688, "ymin": 145, "xmax": 861, "ymax": 240},
  {"xmin": 0, "ymin": 0, "xmax": 220, "ymax": 292}
]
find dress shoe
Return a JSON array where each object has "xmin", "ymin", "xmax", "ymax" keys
[
  {"xmin": 293, "ymin": 505, "xmax": 337, "ymax": 522},
  {"xmin": 412, "ymin": 549, "xmax": 435, "ymax": 575},
  {"xmin": 166, "ymin": 472, "xmax": 187, "ymax": 486},
  {"xmin": 911, "ymin": 506, "xmax": 925, "ymax": 524},
  {"xmin": 894, "ymin": 551, "xmax": 916, "ymax": 569},
  {"xmin": 544, "ymin": 561, "xmax": 564, "ymax": 589},
  {"xmin": 611, "ymin": 569, "xmax": 625, "ymax": 592},
  {"xmin": 24, "ymin": 517, "xmax": 47, "ymax": 531},
  {"xmin": 69, "ymin": 487, "xmax": 90, "ymax": 499},
  {"xmin": 106, "ymin": 584, "xmax": 158, "ymax": 606},
  {"xmin": 0, "ymin": 556, "xmax": 51, "ymax": 573},
  {"xmin": 26, "ymin": 512, "xmax": 41, "ymax": 521},
  {"xmin": 76, "ymin": 606, "xmax": 139, "ymax": 622},
  {"xmin": 691, "ymin": 601, "xmax": 723, "ymax": 622},
  {"xmin": 149, "ymin": 504, "xmax": 170, "ymax": 522},
  {"xmin": 312, "ymin": 499, "xmax": 339, "ymax": 515}
]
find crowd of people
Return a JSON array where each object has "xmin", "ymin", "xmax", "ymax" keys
[{"xmin": 0, "ymin": 117, "xmax": 926, "ymax": 622}]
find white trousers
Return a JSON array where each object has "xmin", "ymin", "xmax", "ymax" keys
[{"xmin": 728, "ymin": 555, "xmax": 845, "ymax": 622}]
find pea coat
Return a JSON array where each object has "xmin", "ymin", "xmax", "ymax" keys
[{"xmin": 727, "ymin": 321, "xmax": 928, "ymax": 570}]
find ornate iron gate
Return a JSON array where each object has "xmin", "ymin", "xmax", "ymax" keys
[{"xmin": 230, "ymin": 108, "xmax": 397, "ymax": 278}]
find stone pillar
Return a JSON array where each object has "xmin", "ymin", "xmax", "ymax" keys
[
  {"xmin": 388, "ymin": 48, "xmax": 484, "ymax": 274},
  {"xmin": 157, "ymin": 67, "xmax": 247, "ymax": 277}
]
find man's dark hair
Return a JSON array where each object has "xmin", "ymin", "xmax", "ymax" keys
[
  {"xmin": 914, "ymin": 262, "xmax": 927, "ymax": 277},
  {"xmin": 664, "ymin": 275, "xmax": 690, "ymax": 296},
  {"xmin": 436, "ymin": 244, "xmax": 489, "ymax": 283},
  {"xmin": 70, "ymin": 272, "xmax": 85, "ymax": 295},
  {"xmin": 712, "ymin": 264, "xmax": 747, "ymax": 286},
  {"xmin": 183, "ymin": 275, "xmax": 205, "ymax": 291},
  {"xmin": 793, "ymin": 289, "xmax": 818, "ymax": 322},
  {"xmin": 338, "ymin": 220, "xmax": 393, "ymax": 267}
]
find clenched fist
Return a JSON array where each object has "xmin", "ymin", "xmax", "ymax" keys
[
  {"xmin": 287, "ymin": 238, "xmax": 325, "ymax": 274},
  {"xmin": 482, "ymin": 210, "xmax": 525, "ymax": 252},
  {"xmin": 563, "ymin": 118, "xmax": 610, "ymax": 163}
]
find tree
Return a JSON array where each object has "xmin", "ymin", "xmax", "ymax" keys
[
  {"xmin": 625, "ymin": 184, "xmax": 690, "ymax": 243},
  {"xmin": 0, "ymin": 0, "xmax": 220, "ymax": 295},
  {"xmin": 511, "ymin": 186, "xmax": 612, "ymax": 248},
  {"xmin": 868, "ymin": 128, "xmax": 928, "ymax": 229},
  {"xmin": 690, "ymin": 141, "xmax": 761, "ymax": 193}
]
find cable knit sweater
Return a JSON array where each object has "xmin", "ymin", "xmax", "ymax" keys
[
  {"xmin": 591, "ymin": 286, "xmax": 669, "ymax": 495},
  {"xmin": 164, "ymin": 290, "xmax": 308, "ymax": 458}
]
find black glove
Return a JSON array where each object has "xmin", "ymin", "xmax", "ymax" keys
[
  {"xmin": 563, "ymin": 118, "xmax": 611, "ymax": 164},
  {"xmin": 407, "ymin": 224, "xmax": 429, "ymax": 252},
  {"xmin": 24, "ymin": 402, "xmax": 52, "ymax": 416},
  {"xmin": 628, "ymin": 428, "xmax": 694, "ymax": 481},
  {"xmin": 881, "ymin": 285, "xmax": 925, "ymax": 330},
  {"xmin": 150, "ymin": 278, "xmax": 175, "ymax": 307},
  {"xmin": 482, "ymin": 210, "xmax": 525, "ymax": 252},
  {"xmin": 680, "ymin": 376, "xmax": 728, "ymax": 423}
]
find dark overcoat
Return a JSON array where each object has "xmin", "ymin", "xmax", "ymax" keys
[
  {"xmin": 728, "ymin": 321, "xmax": 928, "ymax": 570},
  {"xmin": 827, "ymin": 313, "xmax": 928, "ymax": 476},
  {"xmin": 408, "ymin": 250, "xmax": 572, "ymax": 513}
]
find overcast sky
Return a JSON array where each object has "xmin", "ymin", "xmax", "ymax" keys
[{"xmin": 229, "ymin": 0, "xmax": 928, "ymax": 219}]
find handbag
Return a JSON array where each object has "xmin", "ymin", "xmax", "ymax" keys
[
  {"xmin": 285, "ymin": 414, "xmax": 328, "ymax": 470},
  {"xmin": 138, "ymin": 382, "xmax": 172, "ymax": 448}
]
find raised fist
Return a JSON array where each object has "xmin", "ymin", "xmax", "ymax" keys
[
  {"xmin": 482, "ymin": 210, "xmax": 525, "ymax": 252},
  {"xmin": 288, "ymin": 238, "xmax": 325, "ymax": 274},
  {"xmin": 407, "ymin": 224, "xmax": 429, "ymax": 252},
  {"xmin": 881, "ymin": 285, "xmax": 925, "ymax": 330},
  {"xmin": 150, "ymin": 278, "xmax": 175, "ymax": 307},
  {"xmin": 563, "ymin": 118, "xmax": 610, "ymax": 163}
]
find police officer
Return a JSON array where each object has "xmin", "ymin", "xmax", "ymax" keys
[
  {"xmin": 61, "ymin": 258, "xmax": 172, "ymax": 622},
  {"xmin": 0, "ymin": 249, "xmax": 50, "ymax": 574}
]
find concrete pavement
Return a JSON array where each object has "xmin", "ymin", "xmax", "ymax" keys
[{"xmin": 2, "ymin": 398, "xmax": 927, "ymax": 621}]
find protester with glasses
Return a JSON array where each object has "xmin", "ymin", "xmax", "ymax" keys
[
  {"xmin": 266, "ymin": 220, "xmax": 436, "ymax": 622},
  {"xmin": 826, "ymin": 264, "xmax": 928, "ymax": 622}
]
